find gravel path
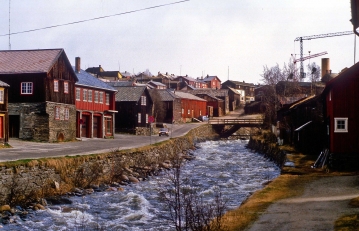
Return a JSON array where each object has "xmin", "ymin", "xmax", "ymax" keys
[{"xmin": 246, "ymin": 175, "xmax": 359, "ymax": 231}]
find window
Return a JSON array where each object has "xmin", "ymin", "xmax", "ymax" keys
[
  {"xmin": 99, "ymin": 92, "xmax": 104, "ymax": 103},
  {"xmin": 106, "ymin": 93, "xmax": 110, "ymax": 105},
  {"xmin": 181, "ymin": 108, "xmax": 184, "ymax": 114},
  {"xmin": 94, "ymin": 91, "xmax": 98, "ymax": 103},
  {"xmin": 64, "ymin": 108, "xmax": 69, "ymax": 120},
  {"xmin": 105, "ymin": 117, "xmax": 112, "ymax": 135},
  {"xmin": 138, "ymin": 113, "xmax": 141, "ymax": 123},
  {"xmin": 0, "ymin": 89, "xmax": 4, "ymax": 104},
  {"xmin": 141, "ymin": 96, "xmax": 146, "ymax": 105},
  {"xmin": 54, "ymin": 80, "xmax": 59, "ymax": 92},
  {"xmin": 64, "ymin": 82, "xmax": 69, "ymax": 94},
  {"xmin": 21, "ymin": 82, "xmax": 33, "ymax": 94},
  {"xmin": 188, "ymin": 109, "xmax": 190, "ymax": 115},
  {"xmin": 146, "ymin": 114, "xmax": 148, "ymax": 123},
  {"xmin": 334, "ymin": 118, "xmax": 348, "ymax": 133},
  {"xmin": 76, "ymin": 88, "xmax": 81, "ymax": 101},
  {"xmin": 55, "ymin": 107, "xmax": 60, "ymax": 120},
  {"xmin": 83, "ymin": 90, "xmax": 87, "ymax": 102},
  {"xmin": 88, "ymin": 90, "xmax": 92, "ymax": 102}
]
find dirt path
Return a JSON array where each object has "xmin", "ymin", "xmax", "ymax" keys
[{"xmin": 246, "ymin": 175, "xmax": 359, "ymax": 231}]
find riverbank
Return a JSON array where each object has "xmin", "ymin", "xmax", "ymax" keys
[{"xmin": 221, "ymin": 134, "xmax": 359, "ymax": 231}]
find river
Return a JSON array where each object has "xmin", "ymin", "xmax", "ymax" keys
[{"xmin": 3, "ymin": 139, "xmax": 280, "ymax": 230}]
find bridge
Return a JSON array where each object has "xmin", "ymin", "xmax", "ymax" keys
[{"xmin": 208, "ymin": 118, "xmax": 264, "ymax": 138}]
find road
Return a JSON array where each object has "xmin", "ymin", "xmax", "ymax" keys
[{"xmin": 0, "ymin": 123, "xmax": 202, "ymax": 162}]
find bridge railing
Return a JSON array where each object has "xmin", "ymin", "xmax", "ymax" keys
[{"xmin": 207, "ymin": 118, "xmax": 264, "ymax": 125}]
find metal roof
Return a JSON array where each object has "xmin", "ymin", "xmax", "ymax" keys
[
  {"xmin": 0, "ymin": 49, "xmax": 64, "ymax": 74},
  {"xmin": 73, "ymin": 67, "xmax": 116, "ymax": 92},
  {"xmin": 113, "ymin": 86, "xmax": 147, "ymax": 102}
]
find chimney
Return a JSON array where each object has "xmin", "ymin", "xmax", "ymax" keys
[
  {"xmin": 75, "ymin": 57, "xmax": 81, "ymax": 73},
  {"xmin": 321, "ymin": 58, "xmax": 330, "ymax": 78}
]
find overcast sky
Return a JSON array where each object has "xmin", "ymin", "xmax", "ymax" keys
[{"xmin": 0, "ymin": 0, "xmax": 355, "ymax": 83}]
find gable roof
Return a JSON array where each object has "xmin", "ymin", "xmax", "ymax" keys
[
  {"xmin": 73, "ymin": 67, "xmax": 116, "ymax": 92},
  {"xmin": 113, "ymin": 86, "xmax": 147, "ymax": 102},
  {"xmin": 0, "ymin": 48, "xmax": 67, "ymax": 74},
  {"xmin": 223, "ymin": 80, "xmax": 255, "ymax": 87},
  {"xmin": 107, "ymin": 81, "xmax": 135, "ymax": 87},
  {"xmin": 0, "ymin": 80, "xmax": 9, "ymax": 87},
  {"xmin": 202, "ymin": 75, "xmax": 221, "ymax": 82},
  {"xmin": 149, "ymin": 89, "xmax": 180, "ymax": 102},
  {"xmin": 173, "ymin": 91, "xmax": 207, "ymax": 101}
]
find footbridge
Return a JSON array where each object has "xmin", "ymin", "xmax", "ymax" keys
[{"xmin": 208, "ymin": 118, "xmax": 264, "ymax": 138}]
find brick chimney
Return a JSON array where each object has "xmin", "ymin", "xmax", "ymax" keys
[{"xmin": 75, "ymin": 57, "xmax": 81, "ymax": 73}]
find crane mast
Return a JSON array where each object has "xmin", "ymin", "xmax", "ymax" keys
[{"xmin": 294, "ymin": 31, "xmax": 353, "ymax": 78}]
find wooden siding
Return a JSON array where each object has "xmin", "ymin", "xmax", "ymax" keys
[
  {"xmin": 326, "ymin": 75, "xmax": 359, "ymax": 154},
  {"xmin": 180, "ymin": 99, "xmax": 207, "ymax": 120},
  {"xmin": 75, "ymin": 87, "xmax": 116, "ymax": 111}
]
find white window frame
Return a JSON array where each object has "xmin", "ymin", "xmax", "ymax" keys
[
  {"xmin": 54, "ymin": 80, "xmax": 59, "ymax": 92},
  {"xmin": 146, "ymin": 114, "xmax": 148, "ymax": 123},
  {"xmin": 334, "ymin": 118, "xmax": 348, "ymax": 133},
  {"xmin": 181, "ymin": 108, "xmax": 184, "ymax": 114},
  {"xmin": 138, "ymin": 113, "xmax": 141, "ymax": 123},
  {"xmin": 106, "ymin": 93, "xmax": 110, "ymax": 105},
  {"xmin": 64, "ymin": 81, "xmax": 69, "ymax": 94},
  {"xmin": 94, "ymin": 91, "xmax": 98, "ymax": 103},
  {"xmin": 76, "ymin": 88, "xmax": 81, "ymax": 101},
  {"xmin": 64, "ymin": 108, "xmax": 69, "ymax": 120},
  {"xmin": 83, "ymin": 89, "xmax": 88, "ymax": 102},
  {"xmin": 88, "ymin": 90, "xmax": 92, "ymax": 102},
  {"xmin": 55, "ymin": 107, "xmax": 60, "ymax": 120},
  {"xmin": 188, "ymin": 109, "xmax": 190, "ymax": 115},
  {"xmin": 0, "ymin": 89, "xmax": 4, "ymax": 104},
  {"xmin": 21, "ymin": 82, "xmax": 33, "ymax": 95},
  {"xmin": 99, "ymin": 92, "xmax": 104, "ymax": 103},
  {"xmin": 141, "ymin": 96, "xmax": 146, "ymax": 106}
]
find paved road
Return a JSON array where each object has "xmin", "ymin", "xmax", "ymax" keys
[{"xmin": 0, "ymin": 123, "xmax": 203, "ymax": 162}]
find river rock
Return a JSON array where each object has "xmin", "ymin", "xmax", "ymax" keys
[
  {"xmin": 34, "ymin": 204, "xmax": 45, "ymax": 210},
  {"xmin": 0, "ymin": 205, "xmax": 10, "ymax": 212},
  {"xmin": 128, "ymin": 176, "xmax": 139, "ymax": 183},
  {"xmin": 119, "ymin": 174, "xmax": 129, "ymax": 181}
]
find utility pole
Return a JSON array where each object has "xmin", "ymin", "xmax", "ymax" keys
[{"xmin": 8, "ymin": 0, "xmax": 11, "ymax": 50}]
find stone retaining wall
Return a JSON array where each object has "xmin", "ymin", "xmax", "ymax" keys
[{"xmin": 0, "ymin": 124, "xmax": 218, "ymax": 205}]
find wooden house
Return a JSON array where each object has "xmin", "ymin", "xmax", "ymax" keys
[
  {"xmin": 73, "ymin": 57, "xmax": 117, "ymax": 139},
  {"xmin": 222, "ymin": 80, "xmax": 255, "ymax": 103},
  {"xmin": 0, "ymin": 49, "xmax": 78, "ymax": 142},
  {"xmin": 322, "ymin": 62, "xmax": 359, "ymax": 169},
  {"xmin": 173, "ymin": 75, "xmax": 207, "ymax": 89},
  {"xmin": 181, "ymin": 89, "xmax": 229, "ymax": 116},
  {"xmin": 172, "ymin": 91, "xmax": 207, "ymax": 122},
  {"xmin": 149, "ymin": 89, "xmax": 182, "ymax": 123},
  {"xmin": 0, "ymin": 80, "xmax": 10, "ymax": 143},
  {"xmin": 201, "ymin": 75, "xmax": 222, "ymax": 89},
  {"xmin": 111, "ymin": 86, "xmax": 153, "ymax": 134}
]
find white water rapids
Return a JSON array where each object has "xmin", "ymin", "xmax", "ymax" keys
[{"xmin": 3, "ymin": 139, "xmax": 280, "ymax": 230}]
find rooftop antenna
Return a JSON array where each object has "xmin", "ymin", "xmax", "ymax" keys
[{"xmin": 8, "ymin": 0, "xmax": 11, "ymax": 50}]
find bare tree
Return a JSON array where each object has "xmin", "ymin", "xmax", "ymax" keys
[
  {"xmin": 151, "ymin": 89, "xmax": 166, "ymax": 122},
  {"xmin": 306, "ymin": 62, "xmax": 321, "ymax": 95},
  {"xmin": 159, "ymin": 157, "xmax": 227, "ymax": 231}
]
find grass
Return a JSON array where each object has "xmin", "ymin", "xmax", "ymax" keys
[
  {"xmin": 334, "ymin": 197, "xmax": 359, "ymax": 231},
  {"xmin": 221, "ymin": 174, "xmax": 315, "ymax": 231}
]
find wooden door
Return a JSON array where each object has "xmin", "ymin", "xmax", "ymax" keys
[
  {"xmin": 81, "ymin": 115, "xmax": 89, "ymax": 138},
  {"xmin": 9, "ymin": 115, "xmax": 20, "ymax": 138},
  {"xmin": 0, "ymin": 116, "xmax": 3, "ymax": 138},
  {"xmin": 93, "ymin": 116, "xmax": 102, "ymax": 138}
]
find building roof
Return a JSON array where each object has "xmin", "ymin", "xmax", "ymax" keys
[
  {"xmin": 113, "ymin": 86, "xmax": 147, "ymax": 102},
  {"xmin": 173, "ymin": 91, "xmax": 207, "ymax": 101},
  {"xmin": 0, "ymin": 48, "xmax": 66, "ymax": 74},
  {"xmin": 223, "ymin": 80, "xmax": 255, "ymax": 87},
  {"xmin": 227, "ymin": 87, "xmax": 241, "ymax": 95},
  {"xmin": 0, "ymin": 80, "xmax": 9, "ymax": 87},
  {"xmin": 149, "ymin": 89, "xmax": 180, "ymax": 102},
  {"xmin": 148, "ymin": 80, "xmax": 166, "ymax": 87},
  {"xmin": 202, "ymin": 75, "xmax": 221, "ymax": 82},
  {"xmin": 73, "ymin": 67, "xmax": 116, "ymax": 92},
  {"xmin": 107, "ymin": 81, "xmax": 135, "ymax": 87},
  {"xmin": 182, "ymin": 88, "xmax": 228, "ymax": 97}
]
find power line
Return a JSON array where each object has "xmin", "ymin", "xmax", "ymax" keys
[{"xmin": 1, "ymin": 0, "xmax": 190, "ymax": 37}]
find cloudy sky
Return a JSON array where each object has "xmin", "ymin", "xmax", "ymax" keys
[{"xmin": 0, "ymin": 0, "xmax": 355, "ymax": 83}]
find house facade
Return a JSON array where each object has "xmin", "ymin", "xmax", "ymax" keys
[
  {"xmin": 173, "ymin": 91, "xmax": 207, "ymax": 122},
  {"xmin": 111, "ymin": 86, "xmax": 153, "ymax": 134},
  {"xmin": 73, "ymin": 57, "xmax": 117, "ymax": 139},
  {"xmin": 221, "ymin": 80, "xmax": 255, "ymax": 103},
  {"xmin": 202, "ymin": 75, "xmax": 222, "ymax": 89},
  {"xmin": 149, "ymin": 89, "xmax": 182, "ymax": 123},
  {"xmin": 0, "ymin": 49, "xmax": 78, "ymax": 142},
  {"xmin": 322, "ymin": 63, "xmax": 359, "ymax": 169}
]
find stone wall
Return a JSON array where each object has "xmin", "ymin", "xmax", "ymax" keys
[
  {"xmin": 0, "ymin": 124, "xmax": 218, "ymax": 205},
  {"xmin": 9, "ymin": 102, "xmax": 76, "ymax": 142}
]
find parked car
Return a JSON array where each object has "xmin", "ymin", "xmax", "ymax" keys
[
  {"xmin": 159, "ymin": 128, "xmax": 169, "ymax": 136},
  {"xmin": 198, "ymin": 115, "xmax": 209, "ymax": 122}
]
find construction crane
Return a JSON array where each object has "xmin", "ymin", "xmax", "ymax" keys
[
  {"xmin": 291, "ymin": 51, "xmax": 328, "ymax": 79},
  {"xmin": 294, "ymin": 31, "xmax": 353, "ymax": 78}
]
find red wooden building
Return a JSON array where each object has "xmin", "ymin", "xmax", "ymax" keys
[
  {"xmin": 322, "ymin": 62, "xmax": 359, "ymax": 169},
  {"xmin": 0, "ymin": 80, "xmax": 9, "ymax": 143},
  {"xmin": 73, "ymin": 57, "xmax": 117, "ymax": 138},
  {"xmin": 172, "ymin": 91, "xmax": 207, "ymax": 122},
  {"xmin": 0, "ymin": 49, "xmax": 78, "ymax": 142}
]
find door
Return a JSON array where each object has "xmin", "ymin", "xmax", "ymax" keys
[
  {"xmin": 93, "ymin": 116, "xmax": 102, "ymax": 138},
  {"xmin": 81, "ymin": 115, "xmax": 89, "ymax": 138},
  {"xmin": 9, "ymin": 115, "xmax": 20, "ymax": 138}
]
